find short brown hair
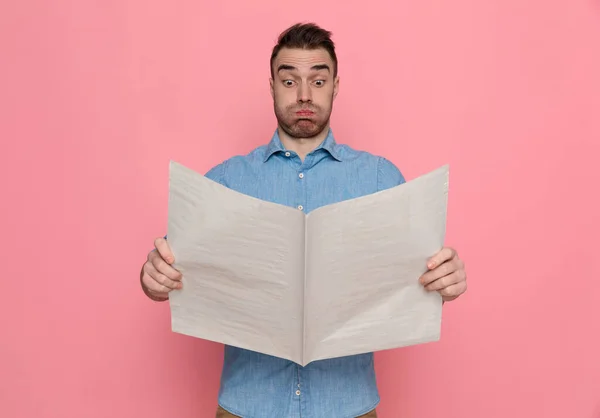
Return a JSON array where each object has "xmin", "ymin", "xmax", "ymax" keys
[{"xmin": 270, "ymin": 23, "xmax": 338, "ymax": 78}]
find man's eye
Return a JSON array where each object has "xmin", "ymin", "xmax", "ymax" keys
[
  {"xmin": 283, "ymin": 80, "xmax": 294, "ymax": 86},
  {"xmin": 314, "ymin": 80, "xmax": 325, "ymax": 87}
]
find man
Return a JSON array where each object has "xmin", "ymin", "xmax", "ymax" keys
[{"xmin": 140, "ymin": 23, "xmax": 467, "ymax": 418}]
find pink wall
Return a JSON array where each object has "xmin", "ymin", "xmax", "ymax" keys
[{"xmin": 2, "ymin": 1, "xmax": 599, "ymax": 417}]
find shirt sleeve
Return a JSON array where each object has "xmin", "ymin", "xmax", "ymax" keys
[
  {"xmin": 204, "ymin": 160, "xmax": 227, "ymax": 185},
  {"xmin": 377, "ymin": 156, "xmax": 406, "ymax": 191}
]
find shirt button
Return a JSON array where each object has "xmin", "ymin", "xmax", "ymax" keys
[
  {"xmin": 285, "ymin": 152, "xmax": 291, "ymax": 157},
  {"xmin": 298, "ymin": 173, "xmax": 304, "ymax": 179},
  {"xmin": 297, "ymin": 205, "xmax": 303, "ymax": 210},
  {"xmin": 296, "ymin": 390, "xmax": 301, "ymax": 396}
]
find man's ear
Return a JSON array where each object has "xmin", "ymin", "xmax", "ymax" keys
[
  {"xmin": 269, "ymin": 78, "xmax": 274, "ymax": 99},
  {"xmin": 333, "ymin": 75, "xmax": 340, "ymax": 100}
]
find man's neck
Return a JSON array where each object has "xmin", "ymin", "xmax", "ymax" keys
[{"xmin": 277, "ymin": 125, "xmax": 330, "ymax": 161}]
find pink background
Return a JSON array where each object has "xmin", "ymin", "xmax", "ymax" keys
[{"xmin": 2, "ymin": 1, "xmax": 600, "ymax": 417}]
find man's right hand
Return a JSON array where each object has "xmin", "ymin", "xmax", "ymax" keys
[{"xmin": 140, "ymin": 237, "xmax": 183, "ymax": 301}]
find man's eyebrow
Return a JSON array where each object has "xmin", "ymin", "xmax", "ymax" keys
[
  {"xmin": 277, "ymin": 64, "xmax": 296, "ymax": 73},
  {"xmin": 277, "ymin": 64, "xmax": 331, "ymax": 73},
  {"xmin": 311, "ymin": 64, "xmax": 330, "ymax": 72}
]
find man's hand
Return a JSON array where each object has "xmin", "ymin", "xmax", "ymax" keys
[
  {"xmin": 419, "ymin": 247, "xmax": 467, "ymax": 302},
  {"xmin": 140, "ymin": 237, "xmax": 183, "ymax": 301}
]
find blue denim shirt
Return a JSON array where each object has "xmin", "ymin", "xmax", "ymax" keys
[{"xmin": 201, "ymin": 128, "xmax": 405, "ymax": 418}]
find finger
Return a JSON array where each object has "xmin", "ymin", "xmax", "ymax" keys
[
  {"xmin": 154, "ymin": 237, "xmax": 175, "ymax": 264},
  {"xmin": 149, "ymin": 250, "xmax": 182, "ymax": 281},
  {"xmin": 425, "ymin": 271, "xmax": 462, "ymax": 291},
  {"xmin": 420, "ymin": 258, "xmax": 457, "ymax": 286},
  {"xmin": 439, "ymin": 281, "xmax": 467, "ymax": 298},
  {"xmin": 144, "ymin": 263, "xmax": 182, "ymax": 291},
  {"xmin": 141, "ymin": 271, "xmax": 171, "ymax": 295},
  {"xmin": 426, "ymin": 247, "xmax": 456, "ymax": 270}
]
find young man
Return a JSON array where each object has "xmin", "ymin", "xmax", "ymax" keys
[{"xmin": 140, "ymin": 23, "xmax": 467, "ymax": 418}]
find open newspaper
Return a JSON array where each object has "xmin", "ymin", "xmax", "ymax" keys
[{"xmin": 167, "ymin": 161, "xmax": 449, "ymax": 366}]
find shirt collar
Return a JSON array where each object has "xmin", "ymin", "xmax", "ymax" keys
[{"xmin": 263, "ymin": 128, "xmax": 343, "ymax": 162}]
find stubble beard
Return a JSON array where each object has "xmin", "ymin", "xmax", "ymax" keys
[{"xmin": 274, "ymin": 100, "xmax": 333, "ymax": 140}]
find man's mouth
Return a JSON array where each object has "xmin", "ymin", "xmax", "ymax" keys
[{"xmin": 296, "ymin": 110, "xmax": 314, "ymax": 116}]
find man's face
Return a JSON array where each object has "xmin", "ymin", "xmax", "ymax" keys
[{"xmin": 270, "ymin": 47, "xmax": 339, "ymax": 139}]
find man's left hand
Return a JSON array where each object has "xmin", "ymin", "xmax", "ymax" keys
[{"xmin": 419, "ymin": 247, "xmax": 467, "ymax": 302}]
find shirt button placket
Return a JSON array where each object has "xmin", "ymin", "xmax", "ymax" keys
[
  {"xmin": 297, "ymin": 170, "xmax": 306, "ymax": 212},
  {"xmin": 294, "ymin": 366, "xmax": 303, "ymax": 417}
]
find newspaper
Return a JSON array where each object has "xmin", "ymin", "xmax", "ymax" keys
[{"xmin": 167, "ymin": 161, "xmax": 448, "ymax": 366}]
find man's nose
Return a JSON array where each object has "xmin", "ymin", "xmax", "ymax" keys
[{"xmin": 297, "ymin": 82, "xmax": 312, "ymax": 103}]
